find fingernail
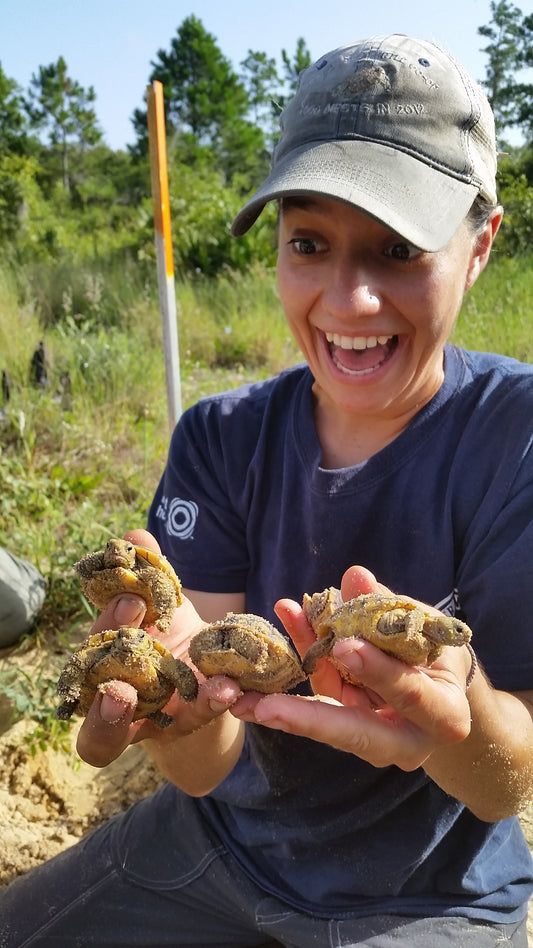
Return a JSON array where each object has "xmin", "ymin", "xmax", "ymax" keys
[
  {"xmin": 98, "ymin": 681, "xmax": 137, "ymax": 723},
  {"xmin": 100, "ymin": 694, "xmax": 131, "ymax": 723},
  {"xmin": 114, "ymin": 596, "xmax": 146, "ymax": 626},
  {"xmin": 208, "ymin": 698, "xmax": 231, "ymax": 714},
  {"xmin": 333, "ymin": 639, "xmax": 364, "ymax": 671}
]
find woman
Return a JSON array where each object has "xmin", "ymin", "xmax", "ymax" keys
[{"xmin": 2, "ymin": 33, "xmax": 532, "ymax": 947}]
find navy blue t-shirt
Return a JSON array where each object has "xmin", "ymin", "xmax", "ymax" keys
[{"xmin": 148, "ymin": 345, "xmax": 533, "ymax": 922}]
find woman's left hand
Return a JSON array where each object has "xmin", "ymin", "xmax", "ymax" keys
[{"xmin": 230, "ymin": 566, "xmax": 472, "ymax": 771}]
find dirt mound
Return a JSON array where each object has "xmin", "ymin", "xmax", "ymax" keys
[{"xmin": 0, "ymin": 717, "xmax": 164, "ymax": 887}]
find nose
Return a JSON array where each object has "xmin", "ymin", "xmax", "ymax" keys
[{"xmin": 323, "ymin": 261, "xmax": 382, "ymax": 322}]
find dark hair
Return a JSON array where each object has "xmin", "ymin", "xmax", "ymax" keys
[{"xmin": 467, "ymin": 195, "xmax": 499, "ymax": 236}]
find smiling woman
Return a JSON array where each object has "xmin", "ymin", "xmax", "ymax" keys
[
  {"xmin": 1, "ymin": 32, "xmax": 532, "ymax": 948},
  {"xmin": 275, "ymin": 195, "xmax": 499, "ymax": 465}
]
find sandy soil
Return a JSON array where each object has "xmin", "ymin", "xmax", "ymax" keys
[
  {"xmin": 0, "ymin": 636, "xmax": 166, "ymax": 890},
  {"xmin": 0, "ymin": 716, "xmax": 165, "ymax": 889},
  {"xmin": 0, "ymin": 647, "xmax": 531, "ymax": 943}
]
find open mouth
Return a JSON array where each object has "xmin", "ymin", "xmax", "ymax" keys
[{"xmin": 325, "ymin": 332, "xmax": 398, "ymax": 375}]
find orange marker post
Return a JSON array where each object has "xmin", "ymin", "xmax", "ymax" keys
[{"xmin": 147, "ymin": 80, "xmax": 182, "ymax": 429}]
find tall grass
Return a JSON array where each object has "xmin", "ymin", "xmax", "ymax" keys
[{"xmin": 0, "ymin": 263, "xmax": 299, "ymax": 582}]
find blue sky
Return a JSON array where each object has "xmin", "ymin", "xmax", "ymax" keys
[{"xmin": 0, "ymin": 0, "xmax": 529, "ymax": 150}]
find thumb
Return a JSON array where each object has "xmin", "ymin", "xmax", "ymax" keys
[{"xmin": 340, "ymin": 566, "xmax": 391, "ymax": 601}]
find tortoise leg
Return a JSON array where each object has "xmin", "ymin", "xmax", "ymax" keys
[
  {"xmin": 169, "ymin": 659, "xmax": 199, "ymax": 702},
  {"xmin": 147, "ymin": 709, "xmax": 174, "ymax": 728},
  {"xmin": 56, "ymin": 698, "xmax": 80, "ymax": 720},
  {"xmin": 302, "ymin": 629, "xmax": 336, "ymax": 675},
  {"xmin": 376, "ymin": 608, "xmax": 414, "ymax": 635}
]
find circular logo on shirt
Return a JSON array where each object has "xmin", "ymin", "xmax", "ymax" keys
[{"xmin": 166, "ymin": 497, "xmax": 199, "ymax": 540}]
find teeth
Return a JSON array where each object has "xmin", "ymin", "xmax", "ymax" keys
[{"xmin": 325, "ymin": 332, "xmax": 393, "ymax": 350}]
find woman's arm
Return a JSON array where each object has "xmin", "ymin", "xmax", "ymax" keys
[
  {"xmin": 231, "ymin": 565, "xmax": 533, "ymax": 820},
  {"xmin": 422, "ymin": 675, "xmax": 533, "ymax": 821}
]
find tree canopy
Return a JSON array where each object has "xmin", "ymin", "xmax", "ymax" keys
[
  {"xmin": 478, "ymin": 0, "xmax": 533, "ymax": 140},
  {"xmin": 0, "ymin": 7, "xmax": 532, "ymax": 279}
]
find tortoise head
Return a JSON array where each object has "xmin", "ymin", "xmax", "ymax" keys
[
  {"xmin": 115, "ymin": 626, "xmax": 152, "ymax": 653},
  {"xmin": 103, "ymin": 538, "xmax": 137, "ymax": 569},
  {"xmin": 422, "ymin": 615, "xmax": 472, "ymax": 646}
]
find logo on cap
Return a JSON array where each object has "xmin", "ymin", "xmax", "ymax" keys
[{"xmin": 333, "ymin": 63, "xmax": 391, "ymax": 98}]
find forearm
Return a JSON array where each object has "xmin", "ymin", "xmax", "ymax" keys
[
  {"xmin": 423, "ymin": 671, "xmax": 533, "ymax": 820},
  {"xmin": 143, "ymin": 712, "xmax": 245, "ymax": 796}
]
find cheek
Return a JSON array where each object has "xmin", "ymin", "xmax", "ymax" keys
[
  {"xmin": 417, "ymin": 260, "xmax": 468, "ymax": 336},
  {"xmin": 276, "ymin": 259, "xmax": 312, "ymax": 322},
  {"xmin": 275, "ymin": 256, "xmax": 293, "ymax": 310}
]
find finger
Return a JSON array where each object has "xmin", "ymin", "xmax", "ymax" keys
[
  {"xmin": 230, "ymin": 674, "xmax": 376, "ymax": 722},
  {"xmin": 332, "ymin": 637, "xmax": 471, "ymax": 742},
  {"xmin": 237, "ymin": 639, "xmax": 472, "ymax": 769},
  {"xmin": 136, "ymin": 675, "xmax": 243, "ymax": 739},
  {"xmin": 77, "ymin": 674, "xmax": 242, "ymax": 768},
  {"xmin": 274, "ymin": 598, "xmax": 315, "ymax": 655},
  {"xmin": 123, "ymin": 528, "xmax": 160, "ymax": 552},
  {"xmin": 340, "ymin": 565, "xmax": 392, "ymax": 600},
  {"xmin": 242, "ymin": 690, "xmax": 431, "ymax": 769},
  {"xmin": 274, "ymin": 597, "xmax": 346, "ymax": 699},
  {"xmin": 76, "ymin": 687, "xmax": 142, "ymax": 766},
  {"xmin": 90, "ymin": 593, "xmax": 147, "ymax": 635},
  {"xmin": 99, "ymin": 680, "xmax": 138, "ymax": 717}
]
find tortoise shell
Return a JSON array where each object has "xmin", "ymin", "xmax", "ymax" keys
[
  {"xmin": 56, "ymin": 626, "xmax": 198, "ymax": 727},
  {"xmin": 74, "ymin": 538, "xmax": 182, "ymax": 633},
  {"xmin": 302, "ymin": 588, "xmax": 472, "ymax": 675},
  {"xmin": 189, "ymin": 613, "xmax": 306, "ymax": 693}
]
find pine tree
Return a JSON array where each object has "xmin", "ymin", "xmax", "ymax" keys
[{"xmin": 25, "ymin": 56, "xmax": 101, "ymax": 192}]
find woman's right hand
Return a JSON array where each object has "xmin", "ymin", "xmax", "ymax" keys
[{"xmin": 75, "ymin": 530, "xmax": 244, "ymax": 775}]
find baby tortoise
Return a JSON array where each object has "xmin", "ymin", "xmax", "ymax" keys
[
  {"xmin": 189, "ymin": 613, "xmax": 306, "ymax": 693},
  {"xmin": 56, "ymin": 626, "xmax": 198, "ymax": 727},
  {"xmin": 74, "ymin": 538, "xmax": 183, "ymax": 633},
  {"xmin": 302, "ymin": 587, "xmax": 472, "ymax": 676}
]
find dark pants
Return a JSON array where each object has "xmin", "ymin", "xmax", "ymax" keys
[{"xmin": 0, "ymin": 786, "xmax": 528, "ymax": 947}]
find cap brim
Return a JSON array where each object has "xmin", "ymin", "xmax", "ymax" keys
[{"xmin": 231, "ymin": 140, "xmax": 478, "ymax": 252}]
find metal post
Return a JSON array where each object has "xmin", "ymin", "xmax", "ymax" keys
[{"xmin": 147, "ymin": 80, "xmax": 182, "ymax": 429}]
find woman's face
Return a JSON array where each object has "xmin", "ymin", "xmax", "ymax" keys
[{"xmin": 277, "ymin": 196, "xmax": 497, "ymax": 427}]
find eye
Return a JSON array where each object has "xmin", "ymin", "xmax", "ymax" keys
[
  {"xmin": 288, "ymin": 237, "xmax": 321, "ymax": 255},
  {"xmin": 384, "ymin": 240, "xmax": 422, "ymax": 261}
]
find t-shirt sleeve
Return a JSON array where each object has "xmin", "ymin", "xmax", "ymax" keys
[{"xmin": 147, "ymin": 399, "xmax": 251, "ymax": 593}]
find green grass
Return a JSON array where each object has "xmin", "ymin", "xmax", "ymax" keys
[
  {"xmin": 0, "ymin": 252, "xmax": 531, "ymax": 748},
  {"xmin": 453, "ymin": 253, "xmax": 533, "ymax": 362}
]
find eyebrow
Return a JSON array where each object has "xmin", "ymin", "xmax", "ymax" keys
[{"xmin": 279, "ymin": 195, "xmax": 323, "ymax": 214}]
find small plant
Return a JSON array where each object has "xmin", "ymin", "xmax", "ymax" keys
[{"xmin": 0, "ymin": 666, "xmax": 72, "ymax": 755}]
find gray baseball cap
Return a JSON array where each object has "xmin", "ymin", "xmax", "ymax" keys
[{"xmin": 232, "ymin": 34, "xmax": 498, "ymax": 251}]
